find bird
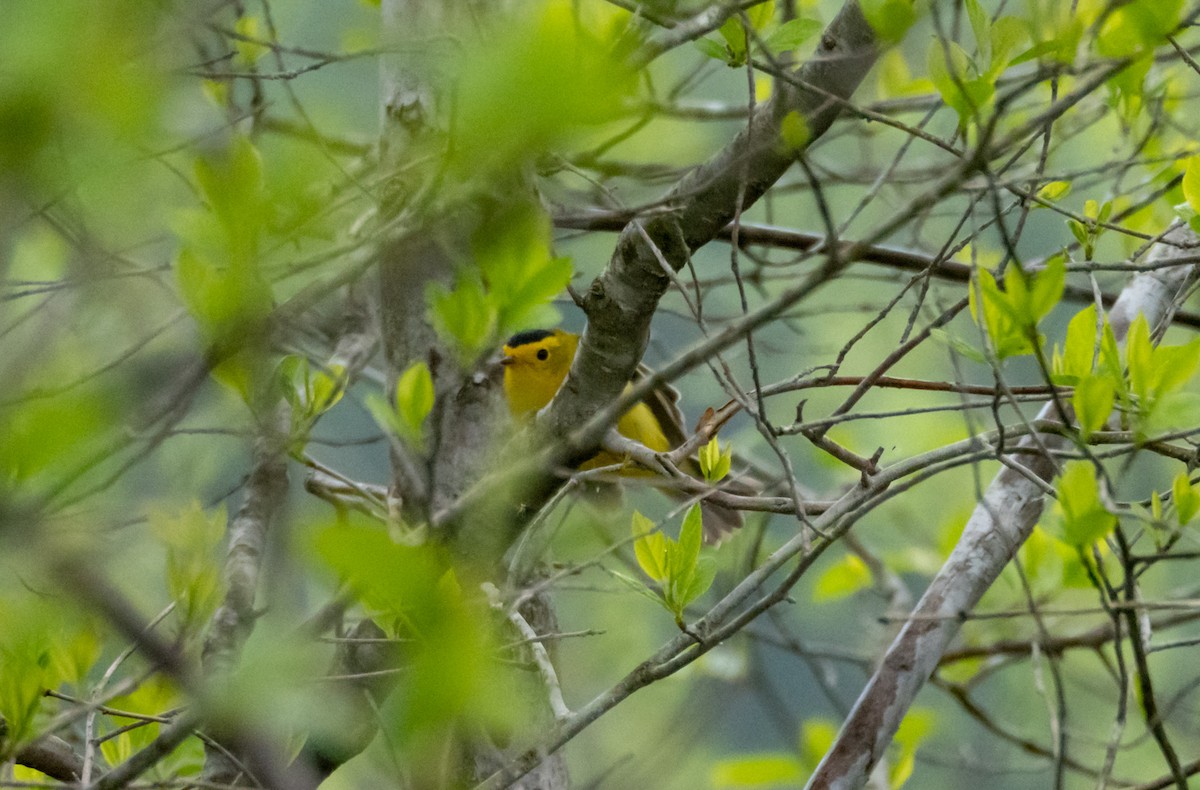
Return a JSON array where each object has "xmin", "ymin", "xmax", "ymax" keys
[{"xmin": 500, "ymin": 328, "xmax": 744, "ymax": 542}]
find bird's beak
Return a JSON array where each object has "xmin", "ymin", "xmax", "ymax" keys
[{"xmin": 500, "ymin": 355, "xmax": 515, "ymax": 366}]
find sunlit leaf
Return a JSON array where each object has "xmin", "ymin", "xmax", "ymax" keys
[{"xmin": 813, "ymin": 554, "xmax": 871, "ymax": 602}]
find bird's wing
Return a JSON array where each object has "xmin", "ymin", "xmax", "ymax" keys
[{"xmin": 633, "ymin": 363, "xmax": 689, "ymax": 449}]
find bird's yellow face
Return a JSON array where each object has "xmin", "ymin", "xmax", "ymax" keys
[{"xmin": 501, "ymin": 329, "xmax": 579, "ymax": 417}]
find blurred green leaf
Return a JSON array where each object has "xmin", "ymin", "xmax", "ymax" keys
[
  {"xmin": 395, "ymin": 361, "xmax": 435, "ymax": 447},
  {"xmin": 1183, "ymin": 156, "xmax": 1200, "ymax": 215},
  {"xmin": 813, "ymin": 554, "xmax": 871, "ymax": 602},
  {"xmin": 450, "ymin": 1, "xmax": 635, "ymax": 178},
  {"xmin": 765, "ymin": 18, "xmax": 822, "ymax": 53},
  {"xmin": 475, "ymin": 204, "xmax": 573, "ymax": 336},
  {"xmin": 699, "ymin": 437, "xmax": 732, "ymax": 482},
  {"xmin": 632, "ymin": 511, "xmax": 669, "ymax": 583},
  {"xmin": 427, "ymin": 275, "xmax": 499, "ymax": 363},
  {"xmin": 1073, "ymin": 375, "xmax": 1115, "ymax": 439},
  {"xmin": 1172, "ymin": 472, "xmax": 1200, "ymax": 526},
  {"xmin": 1037, "ymin": 180, "xmax": 1071, "ymax": 202},
  {"xmin": 149, "ymin": 502, "xmax": 225, "ymax": 631},
  {"xmin": 695, "ymin": 37, "xmax": 732, "ymax": 62},
  {"xmin": 860, "ymin": 0, "xmax": 917, "ymax": 43},
  {"xmin": 234, "ymin": 16, "xmax": 269, "ymax": 65},
  {"xmin": 719, "ymin": 17, "xmax": 749, "ymax": 61},
  {"xmin": 711, "ymin": 755, "xmax": 803, "ymax": 788},
  {"xmin": 1051, "ymin": 461, "xmax": 1116, "ymax": 547}
]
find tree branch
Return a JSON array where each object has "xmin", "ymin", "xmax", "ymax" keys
[
  {"xmin": 809, "ymin": 225, "xmax": 1200, "ymax": 788},
  {"xmin": 541, "ymin": 0, "xmax": 880, "ymax": 455}
]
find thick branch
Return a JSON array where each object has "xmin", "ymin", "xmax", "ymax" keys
[{"xmin": 542, "ymin": 1, "xmax": 879, "ymax": 446}]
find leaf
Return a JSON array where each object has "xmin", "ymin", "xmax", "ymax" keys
[
  {"xmin": 694, "ymin": 37, "xmax": 731, "ymax": 61},
  {"xmin": 395, "ymin": 361, "xmax": 435, "ymax": 444},
  {"xmin": 860, "ymin": 0, "xmax": 917, "ymax": 43},
  {"xmin": 798, "ymin": 718, "xmax": 838, "ymax": 769},
  {"xmin": 699, "ymin": 437, "xmax": 732, "ymax": 482},
  {"xmin": 718, "ymin": 16, "xmax": 748, "ymax": 60},
  {"xmin": 1184, "ymin": 156, "xmax": 1200, "ymax": 214},
  {"xmin": 1055, "ymin": 304, "xmax": 1100, "ymax": 382},
  {"xmin": 1037, "ymin": 180, "xmax": 1071, "ymax": 202},
  {"xmin": 427, "ymin": 274, "xmax": 498, "ymax": 363},
  {"xmin": 670, "ymin": 504, "xmax": 705, "ymax": 603},
  {"xmin": 710, "ymin": 754, "xmax": 804, "ymax": 788},
  {"xmin": 1140, "ymin": 391, "xmax": 1200, "ymax": 438},
  {"xmin": 632, "ymin": 511, "xmax": 669, "ymax": 583},
  {"xmin": 745, "ymin": 0, "xmax": 776, "ymax": 31},
  {"xmin": 234, "ymin": 15, "xmax": 268, "ymax": 65},
  {"xmin": 813, "ymin": 554, "xmax": 871, "ymax": 602},
  {"xmin": 475, "ymin": 204, "xmax": 573, "ymax": 336},
  {"xmin": 1151, "ymin": 338, "xmax": 1200, "ymax": 396},
  {"xmin": 1053, "ymin": 461, "xmax": 1116, "ymax": 547},
  {"xmin": 1173, "ymin": 472, "xmax": 1200, "ymax": 526},
  {"xmin": 1028, "ymin": 257, "xmax": 1065, "ymax": 322},
  {"xmin": 1073, "ymin": 375, "xmax": 1115, "ymax": 439},
  {"xmin": 678, "ymin": 556, "xmax": 717, "ymax": 610},
  {"xmin": 964, "ymin": 0, "xmax": 990, "ymax": 65},
  {"xmin": 764, "ymin": 18, "xmax": 822, "ymax": 52},
  {"xmin": 988, "ymin": 16, "xmax": 1026, "ymax": 76},
  {"xmin": 364, "ymin": 391, "xmax": 403, "ymax": 438},
  {"xmin": 1125, "ymin": 314, "xmax": 1153, "ymax": 402}
]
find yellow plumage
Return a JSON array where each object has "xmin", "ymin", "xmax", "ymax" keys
[
  {"xmin": 501, "ymin": 329, "xmax": 671, "ymax": 468},
  {"xmin": 500, "ymin": 328, "xmax": 745, "ymax": 542}
]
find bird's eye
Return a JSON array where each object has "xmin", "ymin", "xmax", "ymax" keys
[{"xmin": 536, "ymin": 348, "xmax": 549, "ymax": 361}]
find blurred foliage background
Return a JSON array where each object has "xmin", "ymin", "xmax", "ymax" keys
[{"xmin": 3, "ymin": 0, "xmax": 1200, "ymax": 788}]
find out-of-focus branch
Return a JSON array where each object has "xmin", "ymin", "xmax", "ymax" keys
[
  {"xmin": 199, "ymin": 405, "xmax": 296, "ymax": 787},
  {"xmin": 1, "ymin": 715, "xmax": 84, "ymax": 783},
  {"xmin": 809, "ymin": 226, "xmax": 1200, "ymax": 788}
]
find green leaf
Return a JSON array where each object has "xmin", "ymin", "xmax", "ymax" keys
[
  {"xmin": 1125, "ymin": 315, "xmax": 1153, "ymax": 402},
  {"xmin": 427, "ymin": 274, "xmax": 498, "ymax": 363},
  {"xmin": 764, "ymin": 18, "xmax": 822, "ymax": 53},
  {"xmin": 669, "ymin": 504, "xmax": 705, "ymax": 604},
  {"xmin": 678, "ymin": 556, "xmax": 717, "ymax": 610},
  {"xmin": 1073, "ymin": 375, "xmax": 1115, "ymax": 439},
  {"xmin": 927, "ymin": 38, "xmax": 991, "ymax": 129},
  {"xmin": 711, "ymin": 755, "xmax": 804, "ymax": 788},
  {"xmin": 1054, "ymin": 304, "xmax": 1100, "ymax": 382},
  {"xmin": 860, "ymin": 0, "xmax": 917, "ymax": 43},
  {"xmin": 798, "ymin": 718, "xmax": 838, "ymax": 770},
  {"xmin": 1028, "ymin": 257, "xmax": 1065, "ymax": 322},
  {"xmin": 475, "ymin": 204, "xmax": 573, "ymax": 336},
  {"xmin": 1151, "ymin": 338, "xmax": 1200, "ymax": 396},
  {"xmin": 694, "ymin": 37, "xmax": 731, "ymax": 61},
  {"xmin": 745, "ymin": 0, "xmax": 776, "ymax": 31},
  {"xmin": 1053, "ymin": 461, "xmax": 1116, "ymax": 547},
  {"xmin": 964, "ymin": 0, "xmax": 990, "ymax": 65},
  {"xmin": 718, "ymin": 16, "xmax": 748, "ymax": 60},
  {"xmin": 1173, "ymin": 472, "xmax": 1200, "ymax": 525},
  {"xmin": 364, "ymin": 392, "xmax": 403, "ymax": 439},
  {"xmin": 234, "ymin": 15, "xmax": 268, "ymax": 65},
  {"xmin": 699, "ymin": 437, "xmax": 732, "ymax": 482},
  {"xmin": 1140, "ymin": 391, "xmax": 1200, "ymax": 438},
  {"xmin": 395, "ymin": 361, "xmax": 435, "ymax": 445},
  {"xmin": 1037, "ymin": 180, "xmax": 1071, "ymax": 202},
  {"xmin": 1184, "ymin": 156, "xmax": 1200, "ymax": 215},
  {"xmin": 987, "ymin": 16, "xmax": 1026, "ymax": 76},
  {"xmin": 632, "ymin": 511, "xmax": 669, "ymax": 583},
  {"xmin": 813, "ymin": 554, "xmax": 871, "ymax": 602}
]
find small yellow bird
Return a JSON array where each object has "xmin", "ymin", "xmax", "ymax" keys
[{"xmin": 500, "ymin": 328, "xmax": 743, "ymax": 542}]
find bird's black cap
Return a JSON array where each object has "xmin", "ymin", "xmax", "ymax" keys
[{"xmin": 504, "ymin": 329, "xmax": 555, "ymax": 348}]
